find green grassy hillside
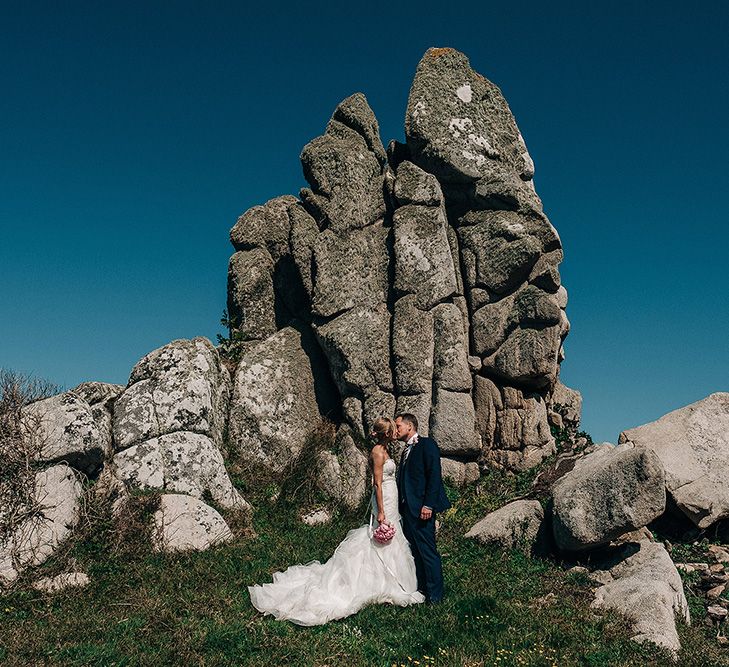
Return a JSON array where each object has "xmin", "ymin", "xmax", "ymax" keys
[{"xmin": 1, "ymin": 431, "xmax": 727, "ymax": 667}]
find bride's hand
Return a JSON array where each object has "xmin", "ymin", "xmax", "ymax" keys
[{"xmin": 377, "ymin": 511, "xmax": 386, "ymax": 525}]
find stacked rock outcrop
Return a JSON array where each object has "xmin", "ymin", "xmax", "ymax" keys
[
  {"xmin": 2, "ymin": 46, "xmax": 581, "ymax": 586},
  {"xmin": 1, "ymin": 384, "xmax": 122, "ymax": 585},
  {"xmin": 104, "ymin": 338, "xmax": 250, "ymax": 547},
  {"xmin": 4, "ymin": 47, "xmax": 727, "ymax": 663},
  {"xmin": 225, "ymin": 47, "xmax": 579, "ymax": 478}
]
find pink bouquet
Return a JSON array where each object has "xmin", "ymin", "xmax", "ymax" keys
[{"xmin": 372, "ymin": 521, "xmax": 396, "ymax": 544}]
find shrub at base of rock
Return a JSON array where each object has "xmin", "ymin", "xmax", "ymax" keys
[
  {"xmin": 0, "ymin": 464, "xmax": 83, "ymax": 586},
  {"xmin": 551, "ymin": 443, "xmax": 666, "ymax": 552},
  {"xmin": 465, "ymin": 500, "xmax": 545, "ymax": 554},
  {"xmin": 590, "ymin": 541, "xmax": 690, "ymax": 658}
]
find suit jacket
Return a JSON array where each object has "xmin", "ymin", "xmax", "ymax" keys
[{"xmin": 398, "ymin": 435, "xmax": 451, "ymax": 519}]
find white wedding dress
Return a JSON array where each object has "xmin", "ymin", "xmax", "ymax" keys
[{"xmin": 248, "ymin": 458, "xmax": 425, "ymax": 625}]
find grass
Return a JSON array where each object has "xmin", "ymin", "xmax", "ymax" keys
[{"xmin": 1, "ymin": 441, "xmax": 728, "ymax": 666}]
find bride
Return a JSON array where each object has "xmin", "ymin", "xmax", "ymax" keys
[{"xmin": 248, "ymin": 417, "xmax": 425, "ymax": 625}]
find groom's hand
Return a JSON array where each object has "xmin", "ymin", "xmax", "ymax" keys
[{"xmin": 419, "ymin": 507, "xmax": 432, "ymax": 520}]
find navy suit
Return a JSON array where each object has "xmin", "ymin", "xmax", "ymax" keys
[{"xmin": 397, "ymin": 435, "xmax": 451, "ymax": 602}]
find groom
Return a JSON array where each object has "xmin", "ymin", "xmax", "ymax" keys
[{"xmin": 395, "ymin": 413, "xmax": 451, "ymax": 604}]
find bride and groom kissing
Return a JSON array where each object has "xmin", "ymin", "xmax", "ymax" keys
[{"xmin": 248, "ymin": 413, "xmax": 451, "ymax": 626}]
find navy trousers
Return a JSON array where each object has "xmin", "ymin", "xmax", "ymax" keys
[{"xmin": 400, "ymin": 501, "xmax": 444, "ymax": 602}]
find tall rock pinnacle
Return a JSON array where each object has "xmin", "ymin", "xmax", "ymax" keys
[{"xmin": 225, "ymin": 47, "xmax": 579, "ymax": 475}]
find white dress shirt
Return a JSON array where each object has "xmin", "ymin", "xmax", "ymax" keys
[{"xmin": 403, "ymin": 432, "xmax": 418, "ymax": 460}]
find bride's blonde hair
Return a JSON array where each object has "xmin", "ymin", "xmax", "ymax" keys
[{"xmin": 371, "ymin": 416, "xmax": 397, "ymax": 445}]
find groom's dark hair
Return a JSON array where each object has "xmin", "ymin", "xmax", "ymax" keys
[{"xmin": 395, "ymin": 412, "xmax": 418, "ymax": 431}]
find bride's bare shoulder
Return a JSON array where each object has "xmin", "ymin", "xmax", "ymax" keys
[{"xmin": 370, "ymin": 444, "xmax": 388, "ymax": 461}]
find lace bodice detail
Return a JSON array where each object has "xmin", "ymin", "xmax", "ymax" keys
[
  {"xmin": 370, "ymin": 458, "xmax": 400, "ymax": 527},
  {"xmin": 370, "ymin": 457, "xmax": 396, "ymax": 487}
]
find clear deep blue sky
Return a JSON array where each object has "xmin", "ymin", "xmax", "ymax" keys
[{"xmin": 2, "ymin": 2, "xmax": 727, "ymax": 443}]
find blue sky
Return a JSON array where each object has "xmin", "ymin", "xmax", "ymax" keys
[{"xmin": 2, "ymin": 1, "xmax": 727, "ymax": 443}]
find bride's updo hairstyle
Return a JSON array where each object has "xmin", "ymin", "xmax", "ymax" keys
[{"xmin": 371, "ymin": 417, "xmax": 397, "ymax": 445}]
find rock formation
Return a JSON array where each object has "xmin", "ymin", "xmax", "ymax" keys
[
  {"xmin": 4, "ymin": 45, "xmax": 729, "ymax": 660},
  {"xmin": 151, "ymin": 493, "xmax": 235, "ymax": 553},
  {"xmin": 2, "ymin": 339, "xmax": 253, "ymax": 586},
  {"xmin": 2, "ymin": 47, "xmax": 581, "ymax": 587},
  {"xmin": 225, "ymin": 47, "xmax": 579, "ymax": 476},
  {"xmin": 465, "ymin": 500, "xmax": 545, "ymax": 553},
  {"xmin": 551, "ymin": 442, "xmax": 666, "ymax": 552},
  {"xmin": 618, "ymin": 392, "xmax": 729, "ymax": 530},
  {"xmin": 465, "ymin": 391, "xmax": 729, "ymax": 657},
  {"xmin": 101, "ymin": 337, "xmax": 250, "ymax": 529},
  {"xmin": 21, "ymin": 392, "xmax": 105, "ymax": 475},
  {"xmin": 591, "ymin": 541, "xmax": 690, "ymax": 657}
]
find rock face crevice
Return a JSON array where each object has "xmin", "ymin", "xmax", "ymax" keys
[{"xmin": 224, "ymin": 47, "xmax": 580, "ymax": 474}]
